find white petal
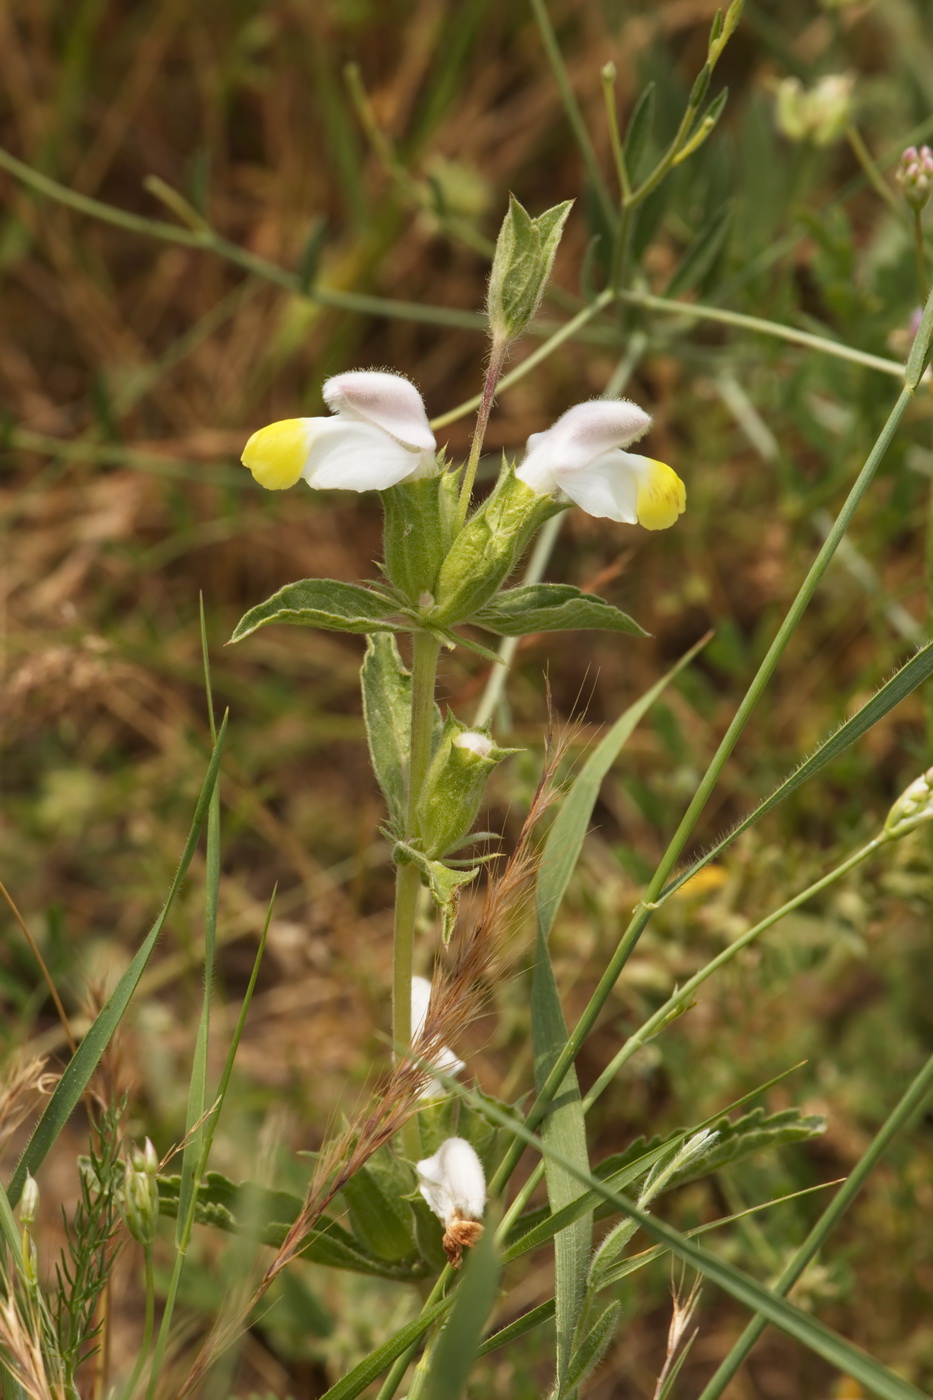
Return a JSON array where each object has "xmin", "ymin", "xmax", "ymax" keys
[
  {"xmin": 301, "ymin": 418, "xmax": 423, "ymax": 492},
  {"xmin": 323, "ymin": 370, "xmax": 436, "ymax": 453},
  {"xmin": 410, "ymin": 977, "xmax": 465, "ymax": 1099},
  {"xmin": 411, "ymin": 976, "xmax": 432, "ymax": 1041},
  {"xmin": 417, "ymin": 1138, "xmax": 486, "ymax": 1224},
  {"xmin": 554, "ymin": 448, "xmax": 640, "ymax": 522},
  {"xmin": 517, "ymin": 399, "xmax": 651, "ymax": 497}
]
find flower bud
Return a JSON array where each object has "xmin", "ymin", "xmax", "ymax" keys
[
  {"xmin": 896, "ymin": 146, "xmax": 933, "ymax": 213},
  {"xmin": 487, "ymin": 196, "xmax": 573, "ymax": 345},
  {"xmin": 416, "ymin": 715, "xmax": 518, "ymax": 858},
  {"xmin": 431, "ymin": 465, "xmax": 563, "ymax": 625},
  {"xmin": 775, "ymin": 74, "xmax": 854, "ymax": 147},
  {"xmin": 122, "ymin": 1139, "xmax": 159, "ymax": 1247},
  {"xmin": 884, "ymin": 767, "xmax": 933, "ymax": 837},
  {"xmin": 416, "ymin": 1136, "xmax": 486, "ymax": 1268},
  {"xmin": 19, "ymin": 1174, "xmax": 39, "ymax": 1228}
]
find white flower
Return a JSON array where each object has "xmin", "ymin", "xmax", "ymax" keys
[
  {"xmin": 416, "ymin": 1137, "xmax": 486, "ymax": 1226},
  {"xmin": 516, "ymin": 399, "xmax": 685, "ymax": 529},
  {"xmin": 416, "ymin": 1137, "xmax": 487, "ymax": 1269},
  {"xmin": 411, "ymin": 976, "xmax": 465, "ymax": 1098},
  {"xmin": 242, "ymin": 370, "xmax": 437, "ymax": 492}
]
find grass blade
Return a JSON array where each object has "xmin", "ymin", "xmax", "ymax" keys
[
  {"xmin": 696, "ymin": 1046, "xmax": 933, "ymax": 1398},
  {"xmin": 421, "ymin": 1220, "xmax": 500, "ymax": 1400},
  {"xmin": 6, "ymin": 714, "xmax": 228, "ymax": 1207}
]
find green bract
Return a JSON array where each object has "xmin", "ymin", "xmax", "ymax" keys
[
  {"xmin": 381, "ymin": 469, "xmax": 458, "ymax": 605},
  {"xmin": 416, "ymin": 714, "xmax": 519, "ymax": 859},
  {"xmin": 431, "ymin": 466, "xmax": 565, "ymax": 625}
]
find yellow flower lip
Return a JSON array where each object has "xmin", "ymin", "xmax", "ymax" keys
[
  {"xmin": 635, "ymin": 458, "xmax": 686, "ymax": 531},
  {"xmin": 241, "ymin": 418, "xmax": 309, "ymax": 491}
]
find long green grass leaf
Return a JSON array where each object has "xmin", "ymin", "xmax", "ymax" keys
[
  {"xmin": 467, "ymin": 1088, "xmax": 930, "ymax": 1400},
  {"xmin": 661, "ymin": 638, "xmax": 933, "ymax": 900},
  {"xmin": 318, "ymin": 1299, "xmax": 451, "ymax": 1400},
  {"xmin": 6, "ymin": 715, "xmax": 228, "ymax": 1207},
  {"xmin": 421, "ymin": 1221, "xmax": 500, "ymax": 1400},
  {"xmin": 697, "ymin": 1046, "xmax": 933, "ymax": 1398}
]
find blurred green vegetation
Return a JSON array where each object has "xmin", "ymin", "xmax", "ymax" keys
[{"xmin": 2, "ymin": 0, "xmax": 933, "ymax": 1395}]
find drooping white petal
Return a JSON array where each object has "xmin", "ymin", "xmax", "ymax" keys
[
  {"xmin": 300, "ymin": 418, "xmax": 424, "ymax": 492},
  {"xmin": 323, "ymin": 370, "xmax": 436, "ymax": 453},
  {"xmin": 552, "ymin": 448, "xmax": 640, "ymax": 523},
  {"xmin": 417, "ymin": 1138, "xmax": 486, "ymax": 1225}
]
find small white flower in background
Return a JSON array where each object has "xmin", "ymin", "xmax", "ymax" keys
[
  {"xmin": 516, "ymin": 399, "xmax": 685, "ymax": 528},
  {"xmin": 242, "ymin": 370, "xmax": 437, "ymax": 492},
  {"xmin": 410, "ymin": 976, "xmax": 465, "ymax": 1098},
  {"xmin": 416, "ymin": 1136, "xmax": 486, "ymax": 1268},
  {"xmin": 774, "ymin": 73, "xmax": 854, "ymax": 147},
  {"xmin": 897, "ymin": 146, "xmax": 933, "ymax": 212},
  {"xmin": 884, "ymin": 767, "xmax": 933, "ymax": 836}
]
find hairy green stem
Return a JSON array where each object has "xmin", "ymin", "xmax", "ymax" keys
[
  {"xmin": 490, "ymin": 381, "xmax": 914, "ymax": 1198},
  {"xmin": 455, "ymin": 339, "xmax": 507, "ymax": 530},
  {"xmin": 118, "ymin": 1247, "xmax": 155, "ymax": 1400}
]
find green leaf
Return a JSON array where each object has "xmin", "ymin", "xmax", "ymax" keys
[
  {"xmin": 230, "ymin": 579, "xmax": 404, "ymax": 643},
  {"xmin": 565, "ymin": 1301, "xmax": 621, "ymax": 1393},
  {"xmin": 665, "ymin": 198, "xmax": 733, "ymax": 299},
  {"xmin": 669, "ymin": 1107, "xmax": 826, "ymax": 1188},
  {"xmin": 473, "ymin": 583, "xmax": 646, "ymax": 637},
  {"xmin": 156, "ymin": 1172, "xmax": 425, "ymax": 1280},
  {"xmin": 6, "ymin": 717, "xmax": 227, "ymax": 1207},
  {"xmin": 421, "ymin": 1220, "xmax": 501, "ymax": 1400},
  {"xmin": 394, "ymin": 840, "xmax": 480, "ymax": 943},
  {"xmin": 538, "ymin": 636, "xmax": 707, "ymax": 943},
  {"xmin": 624, "ymin": 82, "xmax": 656, "ymax": 186},
  {"xmin": 361, "ymin": 635, "xmax": 411, "ymax": 830},
  {"xmin": 341, "ymin": 1148, "xmax": 418, "ymax": 1263},
  {"xmin": 465, "ymin": 1089, "xmax": 932, "ymax": 1400}
]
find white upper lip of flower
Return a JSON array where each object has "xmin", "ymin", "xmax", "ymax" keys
[
  {"xmin": 411, "ymin": 976, "xmax": 465, "ymax": 1097},
  {"xmin": 515, "ymin": 398, "xmax": 685, "ymax": 527},
  {"xmin": 241, "ymin": 369, "xmax": 437, "ymax": 493},
  {"xmin": 416, "ymin": 1137, "xmax": 486, "ymax": 1224}
]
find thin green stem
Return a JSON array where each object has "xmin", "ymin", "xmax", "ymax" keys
[
  {"xmin": 432, "ymin": 291, "xmax": 614, "ymax": 432},
  {"xmin": 601, "ymin": 64, "xmax": 631, "ymax": 205},
  {"xmin": 697, "ymin": 1045, "xmax": 933, "ymax": 1399},
  {"xmin": 118, "ymin": 1248, "xmax": 155, "ymax": 1400},
  {"xmin": 846, "ymin": 125, "xmax": 903, "ymax": 219},
  {"xmin": 527, "ymin": 0, "xmax": 616, "ymax": 235},
  {"xmin": 455, "ymin": 339, "xmax": 507, "ymax": 531},
  {"xmin": 490, "ymin": 382, "xmax": 914, "ymax": 1199},
  {"xmin": 497, "ymin": 836, "xmax": 883, "ymax": 1239},
  {"xmin": 615, "ymin": 287, "xmax": 906, "ymax": 379},
  {"xmin": 374, "ymin": 1275, "xmax": 453, "ymax": 1400},
  {"xmin": 914, "ymin": 208, "xmax": 928, "ymax": 299},
  {"xmin": 0, "ymin": 144, "xmax": 482, "ymax": 333},
  {"xmin": 393, "ymin": 631, "xmax": 442, "ymax": 1160}
]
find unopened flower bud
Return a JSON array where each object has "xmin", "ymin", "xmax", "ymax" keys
[
  {"xmin": 122, "ymin": 1141, "xmax": 160, "ymax": 1247},
  {"xmin": 487, "ymin": 195, "xmax": 572, "ymax": 345},
  {"xmin": 775, "ymin": 74, "xmax": 854, "ymax": 147},
  {"xmin": 416, "ymin": 715, "xmax": 518, "ymax": 858},
  {"xmin": 884, "ymin": 767, "xmax": 933, "ymax": 837},
  {"xmin": 416, "ymin": 1136, "xmax": 486, "ymax": 1268},
  {"xmin": 896, "ymin": 145, "xmax": 933, "ymax": 213},
  {"xmin": 20, "ymin": 1174, "xmax": 39, "ymax": 1228}
]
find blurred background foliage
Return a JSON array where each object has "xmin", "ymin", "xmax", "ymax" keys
[{"xmin": 2, "ymin": 0, "xmax": 933, "ymax": 1394}]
